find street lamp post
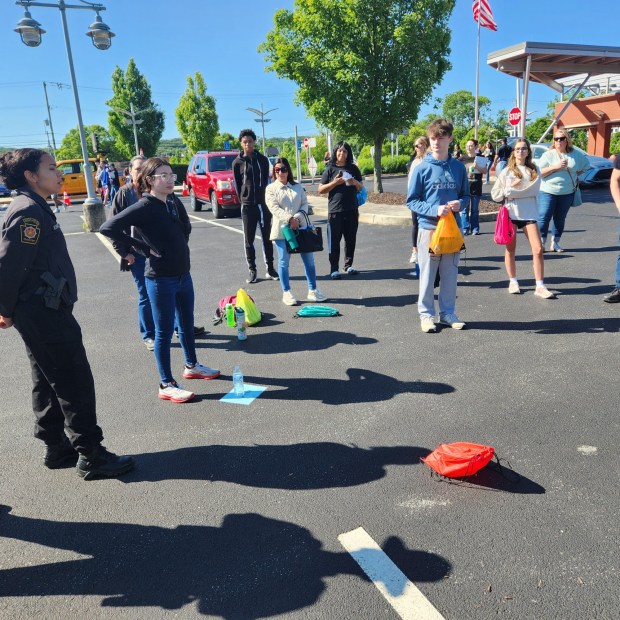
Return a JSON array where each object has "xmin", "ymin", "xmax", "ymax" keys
[
  {"xmin": 245, "ymin": 103, "xmax": 277, "ymax": 154},
  {"xmin": 14, "ymin": 1, "xmax": 115, "ymax": 232}
]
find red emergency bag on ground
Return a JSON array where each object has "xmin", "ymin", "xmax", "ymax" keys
[{"xmin": 421, "ymin": 442, "xmax": 495, "ymax": 478}]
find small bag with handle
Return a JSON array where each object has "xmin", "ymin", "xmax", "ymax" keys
[{"xmin": 285, "ymin": 211, "xmax": 323, "ymax": 254}]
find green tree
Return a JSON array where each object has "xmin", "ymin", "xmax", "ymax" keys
[
  {"xmin": 106, "ymin": 58, "xmax": 164, "ymax": 159},
  {"xmin": 441, "ymin": 90, "xmax": 491, "ymax": 132},
  {"xmin": 56, "ymin": 124, "xmax": 119, "ymax": 160},
  {"xmin": 212, "ymin": 132, "xmax": 237, "ymax": 151},
  {"xmin": 175, "ymin": 72, "xmax": 219, "ymax": 154},
  {"xmin": 260, "ymin": 0, "xmax": 455, "ymax": 192},
  {"xmin": 524, "ymin": 116, "xmax": 553, "ymax": 143}
]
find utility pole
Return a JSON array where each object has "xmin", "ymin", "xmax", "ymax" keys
[
  {"xmin": 245, "ymin": 103, "xmax": 277, "ymax": 153},
  {"xmin": 42, "ymin": 81, "xmax": 69, "ymax": 154}
]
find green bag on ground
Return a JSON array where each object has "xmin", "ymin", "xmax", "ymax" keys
[{"xmin": 294, "ymin": 306, "xmax": 340, "ymax": 317}]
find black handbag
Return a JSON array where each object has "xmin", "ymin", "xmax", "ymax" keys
[{"xmin": 285, "ymin": 211, "xmax": 323, "ymax": 254}]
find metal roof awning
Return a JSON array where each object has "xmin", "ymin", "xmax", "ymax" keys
[{"xmin": 487, "ymin": 42, "xmax": 620, "ymax": 93}]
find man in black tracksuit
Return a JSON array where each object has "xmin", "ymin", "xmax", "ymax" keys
[{"xmin": 232, "ymin": 129, "xmax": 278, "ymax": 284}]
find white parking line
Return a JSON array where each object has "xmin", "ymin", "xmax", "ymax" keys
[
  {"xmin": 188, "ymin": 213, "xmax": 243, "ymax": 234},
  {"xmin": 95, "ymin": 232, "xmax": 121, "ymax": 264},
  {"xmin": 338, "ymin": 527, "xmax": 445, "ymax": 620}
]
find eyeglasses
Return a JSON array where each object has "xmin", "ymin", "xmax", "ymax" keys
[
  {"xmin": 553, "ymin": 136, "xmax": 567, "ymax": 142},
  {"xmin": 415, "ymin": 144, "xmax": 424, "ymax": 148},
  {"xmin": 514, "ymin": 147, "xmax": 529, "ymax": 151},
  {"xmin": 274, "ymin": 167, "xmax": 288, "ymax": 173},
  {"xmin": 150, "ymin": 173, "xmax": 177, "ymax": 181}
]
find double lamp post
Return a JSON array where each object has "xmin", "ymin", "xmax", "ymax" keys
[{"xmin": 14, "ymin": 0, "xmax": 115, "ymax": 232}]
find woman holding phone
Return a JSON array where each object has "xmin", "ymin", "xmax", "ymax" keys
[
  {"xmin": 318, "ymin": 141, "xmax": 364, "ymax": 279},
  {"xmin": 536, "ymin": 128, "xmax": 589, "ymax": 252}
]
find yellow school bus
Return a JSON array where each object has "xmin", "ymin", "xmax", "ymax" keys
[{"xmin": 56, "ymin": 158, "xmax": 98, "ymax": 195}]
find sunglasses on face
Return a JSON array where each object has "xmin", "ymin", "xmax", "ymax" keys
[
  {"xmin": 415, "ymin": 144, "xmax": 424, "ymax": 148},
  {"xmin": 553, "ymin": 136, "xmax": 567, "ymax": 142},
  {"xmin": 274, "ymin": 167, "xmax": 288, "ymax": 173}
]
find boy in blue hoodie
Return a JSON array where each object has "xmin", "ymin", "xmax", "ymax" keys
[{"xmin": 407, "ymin": 119, "xmax": 470, "ymax": 333}]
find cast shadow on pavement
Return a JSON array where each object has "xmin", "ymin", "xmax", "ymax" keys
[
  {"xmin": 465, "ymin": 317, "xmax": 620, "ymax": 334},
  {"xmin": 0, "ymin": 506, "xmax": 451, "ymax": 617},
  {"xmin": 325, "ymin": 293, "xmax": 414, "ymax": 308},
  {"xmin": 426, "ymin": 464, "xmax": 545, "ymax": 495},
  {"xmin": 122, "ymin": 442, "xmax": 431, "ymax": 487},
  {"xmin": 194, "ymin": 330, "xmax": 378, "ymax": 354}
]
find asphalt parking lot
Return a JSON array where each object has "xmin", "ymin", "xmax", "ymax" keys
[{"xmin": 1, "ymin": 190, "xmax": 619, "ymax": 619}]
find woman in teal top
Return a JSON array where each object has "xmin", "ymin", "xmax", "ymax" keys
[{"xmin": 537, "ymin": 128, "xmax": 589, "ymax": 252}]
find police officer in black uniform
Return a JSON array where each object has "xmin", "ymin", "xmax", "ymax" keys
[{"xmin": 0, "ymin": 148, "xmax": 134, "ymax": 480}]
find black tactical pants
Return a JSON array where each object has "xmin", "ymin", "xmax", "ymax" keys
[
  {"xmin": 13, "ymin": 297, "xmax": 103, "ymax": 453},
  {"xmin": 241, "ymin": 203, "xmax": 274, "ymax": 272}
]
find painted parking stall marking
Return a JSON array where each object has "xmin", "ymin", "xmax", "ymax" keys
[
  {"xmin": 338, "ymin": 527, "xmax": 445, "ymax": 620},
  {"xmin": 220, "ymin": 383, "xmax": 267, "ymax": 406}
]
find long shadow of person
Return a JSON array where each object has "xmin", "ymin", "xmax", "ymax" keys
[
  {"xmin": 122, "ymin": 442, "xmax": 432, "ymax": 486},
  {"xmin": 0, "ymin": 507, "xmax": 451, "ymax": 618},
  {"xmin": 250, "ymin": 368, "xmax": 454, "ymax": 404}
]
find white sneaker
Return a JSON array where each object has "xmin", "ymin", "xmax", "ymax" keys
[
  {"xmin": 550, "ymin": 238, "xmax": 564, "ymax": 253},
  {"xmin": 409, "ymin": 249, "xmax": 418, "ymax": 264},
  {"xmin": 158, "ymin": 381, "xmax": 194, "ymax": 403},
  {"xmin": 534, "ymin": 286, "xmax": 556, "ymax": 299},
  {"xmin": 508, "ymin": 281, "xmax": 521, "ymax": 294},
  {"xmin": 438, "ymin": 313, "xmax": 466, "ymax": 330},
  {"xmin": 282, "ymin": 290, "xmax": 298, "ymax": 306},
  {"xmin": 183, "ymin": 363, "xmax": 220, "ymax": 380},
  {"xmin": 420, "ymin": 317, "xmax": 437, "ymax": 333},
  {"xmin": 307, "ymin": 288, "xmax": 327, "ymax": 302}
]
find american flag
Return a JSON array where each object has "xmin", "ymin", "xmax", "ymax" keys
[{"xmin": 472, "ymin": 0, "xmax": 497, "ymax": 31}]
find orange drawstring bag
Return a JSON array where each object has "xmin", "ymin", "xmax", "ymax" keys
[
  {"xmin": 429, "ymin": 211, "xmax": 465, "ymax": 255},
  {"xmin": 421, "ymin": 442, "xmax": 495, "ymax": 478}
]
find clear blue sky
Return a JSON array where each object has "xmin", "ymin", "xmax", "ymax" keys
[{"xmin": 0, "ymin": 0, "xmax": 618, "ymax": 150}]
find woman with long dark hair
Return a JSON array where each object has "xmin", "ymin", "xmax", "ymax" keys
[
  {"xmin": 0, "ymin": 148, "xmax": 134, "ymax": 479},
  {"xmin": 318, "ymin": 141, "xmax": 364, "ymax": 279},
  {"xmin": 100, "ymin": 157, "xmax": 220, "ymax": 404},
  {"xmin": 492, "ymin": 139, "xmax": 555, "ymax": 299},
  {"xmin": 265, "ymin": 157, "xmax": 326, "ymax": 305}
]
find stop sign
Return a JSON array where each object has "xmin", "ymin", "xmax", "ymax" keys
[
  {"xmin": 303, "ymin": 137, "xmax": 309, "ymax": 149},
  {"xmin": 508, "ymin": 107, "xmax": 522, "ymax": 126}
]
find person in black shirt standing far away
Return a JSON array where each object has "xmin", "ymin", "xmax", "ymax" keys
[
  {"xmin": 232, "ymin": 129, "xmax": 279, "ymax": 284},
  {"xmin": 0, "ymin": 149, "xmax": 135, "ymax": 480}
]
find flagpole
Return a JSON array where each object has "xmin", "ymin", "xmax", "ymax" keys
[{"xmin": 474, "ymin": 1, "xmax": 481, "ymax": 141}]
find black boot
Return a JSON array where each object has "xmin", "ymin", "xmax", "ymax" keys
[
  {"xmin": 44, "ymin": 436, "xmax": 78, "ymax": 469},
  {"xmin": 76, "ymin": 446, "xmax": 135, "ymax": 480}
]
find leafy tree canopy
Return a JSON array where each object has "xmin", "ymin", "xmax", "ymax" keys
[
  {"xmin": 106, "ymin": 58, "xmax": 165, "ymax": 159},
  {"xmin": 56, "ymin": 124, "xmax": 120, "ymax": 161},
  {"xmin": 441, "ymin": 90, "xmax": 491, "ymax": 130},
  {"xmin": 260, "ymin": 0, "xmax": 455, "ymax": 192},
  {"xmin": 175, "ymin": 72, "xmax": 219, "ymax": 154}
]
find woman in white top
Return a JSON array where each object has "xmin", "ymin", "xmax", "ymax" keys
[
  {"xmin": 406, "ymin": 135, "xmax": 430, "ymax": 265},
  {"xmin": 491, "ymin": 139, "xmax": 555, "ymax": 299},
  {"xmin": 265, "ymin": 157, "xmax": 326, "ymax": 306}
]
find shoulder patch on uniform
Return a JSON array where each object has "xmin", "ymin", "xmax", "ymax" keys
[{"xmin": 20, "ymin": 218, "xmax": 41, "ymax": 245}]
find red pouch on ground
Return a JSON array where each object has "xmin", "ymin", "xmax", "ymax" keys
[{"xmin": 421, "ymin": 442, "xmax": 495, "ymax": 478}]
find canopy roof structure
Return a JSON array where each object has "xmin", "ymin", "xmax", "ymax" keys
[{"xmin": 487, "ymin": 42, "xmax": 620, "ymax": 147}]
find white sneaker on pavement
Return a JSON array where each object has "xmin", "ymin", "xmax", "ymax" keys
[
  {"xmin": 158, "ymin": 381, "xmax": 195, "ymax": 403},
  {"xmin": 534, "ymin": 286, "xmax": 556, "ymax": 299},
  {"xmin": 437, "ymin": 313, "xmax": 466, "ymax": 330},
  {"xmin": 508, "ymin": 281, "xmax": 521, "ymax": 294},
  {"xmin": 282, "ymin": 290, "xmax": 298, "ymax": 306},
  {"xmin": 420, "ymin": 317, "xmax": 437, "ymax": 333},
  {"xmin": 183, "ymin": 363, "xmax": 221, "ymax": 380},
  {"xmin": 307, "ymin": 288, "xmax": 327, "ymax": 302},
  {"xmin": 409, "ymin": 250, "xmax": 418, "ymax": 264}
]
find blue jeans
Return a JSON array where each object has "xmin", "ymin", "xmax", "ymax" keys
[
  {"xmin": 274, "ymin": 239, "xmax": 317, "ymax": 292},
  {"xmin": 485, "ymin": 161, "xmax": 491, "ymax": 184},
  {"xmin": 537, "ymin": 191, "xmax": 574, "ymax": 242},
  {"xmin": 496, "ymin": 160, "xmax": 508, "ymax": 174},
  {"xmin": 461, "ymin": 194, "xmax": 480, "ymax": 234},
  {"xmin": 145, "ymin": 273, "xmax": 196, "ymax": 384},
  {"xmin": 129, "ymin": 254, "xmax": 155, "ymax": 341},
  {"xmin": 417, "ymin": 228, "xmax": 460, "ymax": 319}
]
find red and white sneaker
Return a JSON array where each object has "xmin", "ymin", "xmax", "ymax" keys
[
  {"xmin": 183, "ymin": 363, "xmax": 221, "ymax": 380},
  {"xmin": 158, "ymin": 381, "xmax": 194, "ymax": 403}
]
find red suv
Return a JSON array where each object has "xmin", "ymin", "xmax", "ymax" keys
[{"xmin": 185, "ymin": 151, "xmax": 240, "ymax": 218}]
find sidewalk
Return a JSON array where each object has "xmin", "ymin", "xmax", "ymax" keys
[{"xmin": 307, "ymin": 194, "xmax": 498, "ymax": 227}]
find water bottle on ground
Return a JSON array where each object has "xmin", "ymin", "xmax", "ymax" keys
[
  {"xmin": 232, "ymin": 365, "xmax": 244, "ymax": 397},
  {"xmin": 225, "ymin": 303, "xmax": 236, "ymax": 327},
  {"xmin": 235, "ymin": 307, "xmax": 247, "ymax": 341}
]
